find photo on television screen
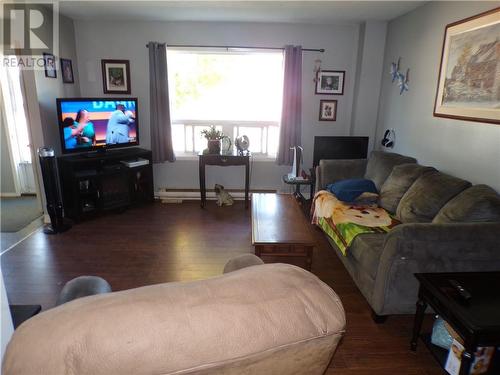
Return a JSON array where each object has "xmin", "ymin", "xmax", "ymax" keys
[{"xmin": 58, "ymin": 99, "xmax": 138, "ymax": 152}]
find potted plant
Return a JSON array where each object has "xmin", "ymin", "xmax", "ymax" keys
[{"xmin": 201, "ymin": 126, "xmax": 224, "ymax": 154}]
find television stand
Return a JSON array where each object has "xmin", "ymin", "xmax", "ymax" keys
[{"xmin": 57, "ymin": 148, "xmax": 154, "ymax": 221}]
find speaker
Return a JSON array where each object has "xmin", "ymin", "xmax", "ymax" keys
[{"xmin": 38, "ymin": 147, "xmax": 71, "ymax": 234}]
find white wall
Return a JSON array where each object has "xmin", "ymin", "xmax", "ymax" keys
[
  {"xmin": 74, "ymin": 20, "xmax": 362, "ymax": 191},
  {"xmin": 34, "ymin": 10, "xmax": 81, "ymax": 155},
  {"xmin": 376, "ymin": 1, "xmax": 500, "ymax": 191},
  {"xmin": 351, "ymin": 21, "xmax": 387, "ymax": 152}
]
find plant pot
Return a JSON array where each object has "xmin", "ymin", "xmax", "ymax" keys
[{"xmin": 207, "ymin": 139, "xmax": 221, "ymax": 154}]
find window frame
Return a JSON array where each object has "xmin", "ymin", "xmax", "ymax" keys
[{"xmin": 167, "ymin": 48, "xmax": 283, "ymax": 159}]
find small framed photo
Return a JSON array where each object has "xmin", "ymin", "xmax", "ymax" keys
[
  {"xmin": 101, "ymin": 59, "xmax": 131, "ymax": 94},
  {"xmin": 60, "ymin": 58, "xmax": 74, "ymax": 83},
  {"xmin": 43, "ymin": 53, "xmax": 57, "ymax": 78},
  {"xmin": 319, "ymin": 100, "xmax": 337, "ymax": 121},
  {"xmin": 315, "ymin": 70, "xmax": 345, "ymax": 95}
]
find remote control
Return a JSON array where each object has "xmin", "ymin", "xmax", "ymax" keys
[{"xmin": 449, "ymin": 279, "xmax": 472, "ymax": 302}]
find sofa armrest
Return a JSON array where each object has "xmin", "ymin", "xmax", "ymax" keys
[
  {"xmin": 371, "ymin": 222, "xmax": 500, "ymax": 315},
  {"xmin": 315, "ymin": 159, "xmax": 367, "ymax": 193}
]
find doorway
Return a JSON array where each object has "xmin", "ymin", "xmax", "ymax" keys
[{"xmin": 0, "ymin": 62, "xmax": 43, "ymax": 248}]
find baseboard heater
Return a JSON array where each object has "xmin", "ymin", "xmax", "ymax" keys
[{"xmin": 155, "ymin": 189, "xmax": 276, "ymax": 203}]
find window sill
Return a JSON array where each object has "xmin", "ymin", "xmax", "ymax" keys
[{"xmin": 172, "ymin": 153, "xmax": 277, "ymax": 162}]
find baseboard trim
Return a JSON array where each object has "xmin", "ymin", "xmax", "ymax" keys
[
  {"xmin": 0, "ymin": 193, "xmax": 21, "ymax": 198},
  {"xmin": 155, "ymin": 189, "xmax": 276, "ymax": 201}
]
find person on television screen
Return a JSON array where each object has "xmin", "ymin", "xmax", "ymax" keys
[
  {"xmin": 62, "ymin": 117, "xmax": 81, "ymax": 150},
  {"xmin": 105, "ymin": 104, "xmax": 135, "ymax": 144},
  {"xmin": 74, "ymin": 109, "xmax": 96, "ymax": 148}
]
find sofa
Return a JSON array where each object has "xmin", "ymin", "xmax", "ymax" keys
[
  {"xmin": 316, "ymin": 151, "xmax": 500, "ymax": 317},
  {"xmin": 3, "ymin": 257, "xmax": 346, "ymax": 375}
]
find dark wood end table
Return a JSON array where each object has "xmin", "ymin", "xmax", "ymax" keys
[
  {"xmin": 251, "ymin": 193, "xmax": 314, "ymax": 270},
  {"xmin": 411, "ymin": 272, "xmax": 500, "ymax": 375},
  {"xmin": 282, "ymin": 173, "xmax": 315, "ymax": 203},
  {"xmin": 198, "ymin": 150, "xmax": 250, "ymax": 209}
]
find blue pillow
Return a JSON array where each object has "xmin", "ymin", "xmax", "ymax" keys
[{"xmin": 326, "ymin": 179, "xmax": 378, "ymax": 202}]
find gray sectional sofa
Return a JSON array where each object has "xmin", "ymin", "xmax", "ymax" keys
[{"xmin": 316, "ymin": 151, "xmax": 500, "ymax": 317}]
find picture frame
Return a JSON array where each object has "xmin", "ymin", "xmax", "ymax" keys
[
  {"xmin": 101, "ymin": 59, "xmax": 131, "ymax": 94},
  {"xmin": 319, "ymin": 100, "xmax": 337, "ymax": 121},
  {"xmin": 434, "ymin": 7, "xmax": 500, "ymax": 125},
  {"xmin": 60, "ymin": 58, "xmax": 74, "ymax": 83},
  {"xmin": 315, "ymin": 70, "xmax": 345, "ymax": 95},
  {"xmin": 43, "ymin": 53, "xmax": 57, "ymax": 79}
]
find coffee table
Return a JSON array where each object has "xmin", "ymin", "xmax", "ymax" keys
[
  {"xmin": 251, "ymin": 193, "xmax": 314, "ymax": 270},
  {"xmin": 411, "ymin": 272, "xmax": 500, "ymax": 375}
]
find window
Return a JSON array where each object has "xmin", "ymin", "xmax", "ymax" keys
[{"xmin": 167, "ymin": 49, "xmax": 284, "ymax": 157}]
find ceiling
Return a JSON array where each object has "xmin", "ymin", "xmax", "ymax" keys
[{"xmin": 58, "ymin": 1, "xmax": 426, "ymax": 24}]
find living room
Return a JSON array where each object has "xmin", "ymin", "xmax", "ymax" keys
[{"xmin": 1, "ymin": 1, "xmax": 499, "ymax": 374}]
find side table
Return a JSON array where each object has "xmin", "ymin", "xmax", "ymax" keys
[
  {"xmin": 411, "ymin": 272, "xmax": 500, "ymax": 375},
  {"xmin": 282, "ymin": 172, "xmax": 315, "ymax": 203},
  {"xmin": 199, "ymin": 150, "xmax": 250, "ymax": 209}
]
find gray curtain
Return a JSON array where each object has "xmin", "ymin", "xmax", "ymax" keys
[
  {"xmin": 276, "ymin": 45, "xmax": 302, "ymax": 165},
  {"xmin": 147, "ymin": 42, "xmax": 176, "ymax": 163}
]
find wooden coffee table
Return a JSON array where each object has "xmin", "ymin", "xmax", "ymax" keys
[{"xmin": 251, "ymin": 193, "xmax": 314, "ymax": 270}]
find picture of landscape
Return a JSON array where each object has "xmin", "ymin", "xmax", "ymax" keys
[{"xmin": 442, "ymin": 22, "xmax": 500, "ymax": 109}]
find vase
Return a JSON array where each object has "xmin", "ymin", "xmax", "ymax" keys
[{"xmin": 207, "ymin": 139, "xmax": 221, "ymax": 154}]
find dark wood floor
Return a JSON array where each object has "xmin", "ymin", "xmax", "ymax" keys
[{"xmin": 1, "ymin": 200, "xmax": 443, "ymax": 374}]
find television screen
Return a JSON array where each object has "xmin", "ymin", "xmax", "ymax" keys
[{"xmin": 57, "ymin": 98, "xmax": 139, "ymax": 153}]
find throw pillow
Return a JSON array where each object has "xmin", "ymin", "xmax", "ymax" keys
[
  {"xmin": 433, "ymin": 185, "xmax": 500, "ymax": 223},
  {"xmin": 326, "ymin": 179, "xmax": 378, "ymax": 203},
  {"xmin": 379, "ymin": 163, "xmax": 435, "ymax": 214},
  {"xmin": 364, "ymin": 151, "xmax": 417, "ymax": 191},
  {"xmin": 396, "ymin": 171, "xmax": 471, "ymax": 223}
]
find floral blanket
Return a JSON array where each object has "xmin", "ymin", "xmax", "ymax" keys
[{"xmin": 311, "ymin": 190, "xmax": 400, "ymax": 256}]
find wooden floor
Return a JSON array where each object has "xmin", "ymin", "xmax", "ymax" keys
[{"xmin": 1, "ymin": 200, "xmax": 443, "ymax": 374}]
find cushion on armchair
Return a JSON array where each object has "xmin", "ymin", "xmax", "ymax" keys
[
  {"xmin": 433, "ymin": 185, "xmax": 500, "ymax": 224},
  {"xmin": 364, "ymin": 151, "xmax": 417, "ymax": 191},
  {"xmin": 396, "ymin": 171, "xmax": 471, "ymax": 223},
  {"xmin": 379, "ymin": 164, "xmax": 436, "ymax": 214}
]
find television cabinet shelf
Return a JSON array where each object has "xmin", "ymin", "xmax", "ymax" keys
[{"xmin": 57, "ymin": 147, "xmax": 154, "ymax": 221}]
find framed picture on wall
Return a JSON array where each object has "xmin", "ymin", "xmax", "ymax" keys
[
  {"xmin": 319, "ymin": 100, "xmax": 337, "ymax": 121},
  {"xmin": 43, "ymin": 53, "xmax": 57, "ymax": 79},
  {"xmin": 315, "ymin": 70, "xmax": 345, "ymax": 95},
  {"xmin": 101, "ymin": 59, "xmax": 131, "ymax": 94},
  {"xmin": 60, "ymin": 58, "xmax": 74, "ymax": 83},
  {"xmin": 434, "ymin": 7, "xmax": 500, "ymax": 125}
]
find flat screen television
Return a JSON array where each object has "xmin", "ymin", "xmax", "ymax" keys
[
  {"xmin": 57, "ymin": 98, "xmax": 139, "ymax": 154},
  {"xmin": 313, "ymin": 136, "xmax": 368, "ymax": 167}
]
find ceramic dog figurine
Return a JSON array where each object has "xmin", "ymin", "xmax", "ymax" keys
[{"xmin": 214, "ymin": 184, "xmax": 234, "ymax": 207}]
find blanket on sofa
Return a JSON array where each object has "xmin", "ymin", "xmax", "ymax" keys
[{"xmin": 312, "ymin": 190, "xmax": 400, "ymax": 255}]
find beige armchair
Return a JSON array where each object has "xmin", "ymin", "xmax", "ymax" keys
[{"xmin": 3, "ymin": 258, "xmax": 345, "ymax": 375}]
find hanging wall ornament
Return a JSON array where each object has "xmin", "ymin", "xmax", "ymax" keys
[{"xmin": 313, "ymin": 58, "xmax": 322, "ymax": 83}]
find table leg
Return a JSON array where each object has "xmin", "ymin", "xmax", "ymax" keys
[
  {"xmin": 459, "ymin": 346, "xmax": 474, "ymax": 375},
  {"xmin": 244, "ymin": 160, "xmax": 250, "ymax": 209},
  {"xmin": 199, "ymin": 161, "xmax": 206, "ymax": 208},
  {"xmin": 410, "ymin": 294, "xmax": 427, "ymax": 351}
]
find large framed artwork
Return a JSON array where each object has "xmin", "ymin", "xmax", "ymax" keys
[
  {"xmin": 434, "ymin": 7, "xmax": 500, "ymax": 124},
  {"xmin": 101, "ymin": 59, "xmax": 131, "ymax": 94}
]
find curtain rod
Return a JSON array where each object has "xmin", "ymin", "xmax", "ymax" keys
[{"xmin": 146, "ymin": 43, "xmax": 325, "ymax": 53}]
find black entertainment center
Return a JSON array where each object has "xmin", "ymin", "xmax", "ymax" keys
[{"xmin": 57, "ymin": 148, "xmax": 154, "ymax": 221}]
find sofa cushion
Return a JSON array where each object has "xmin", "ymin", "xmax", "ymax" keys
[
  {"xmin": 364, "ymin": 151, "xmax": 417, "ymax": 191},
  {"xmin": 396, "ymin": 171, "xmax": 471, "ymax": 223},
  {"xmin": 379, "ymin": 164, "xmax": 436, "ymax": 214},
  {"xmin": 350, "ymin": 233, "xmax": 385, "ymax": 280},
  {"xmin": 433, "ymin": 185, "xmax": 500, "ymax": 224}
]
